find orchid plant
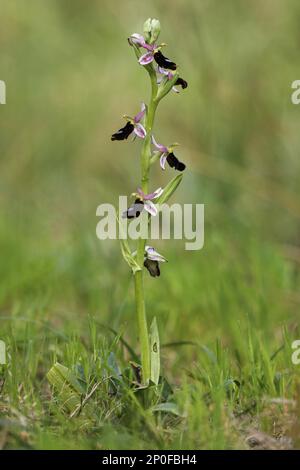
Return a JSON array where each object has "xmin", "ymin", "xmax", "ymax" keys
[
  {"xmin": 111, "ymin": 19, "xmax": 187, "ymax": 386},
  {"xmin": 46, "ymin": 19, "xmax": 188, "ymax": 412}
]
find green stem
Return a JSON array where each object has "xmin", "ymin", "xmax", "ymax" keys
[{"xmin": 134, "ymin": 68, "xmax": 158, "ymax": 385}]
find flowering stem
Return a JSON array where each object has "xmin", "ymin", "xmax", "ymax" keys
[{"xmin": 134, "ymin": 69, "xmax": 158, "ymax": 385}]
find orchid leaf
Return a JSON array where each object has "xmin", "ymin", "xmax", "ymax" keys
[
  {"xmin": 150, "ymin": 317, "xmax": 160, "ymax": 385},
  {"xmin": 47, "ymin": 362, "xmax": 85, "ymax": 416},
  {"xmin": 156, "ymin": 174, "xmax": 183, "ymax": 205},
  {"xmin": 116, "ymin": 215, "xmax": 141, "ymax": 274},
  {"xmin": 151, "ymin": 402, "xmax": 186, "ymax": 417}
]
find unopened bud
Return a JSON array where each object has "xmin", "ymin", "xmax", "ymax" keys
[{"xmin": 143, "ymin": 18, "xmax": 161, "ymax": 44}]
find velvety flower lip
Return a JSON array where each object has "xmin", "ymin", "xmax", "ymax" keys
[
  {"xmin": 144, "ymin": 258, "xmax": 160, "ymax": 277},
  {"xmin": 144, "ymin": 246, "xmax": 167, "ymax": 277},
  {"xmin": 111, "ymin": 121, "xmax": 135, "ymax": 141},
  {"xmin": 175, "ymin": 77, "xmax": 188, "ymax": 89},
  {"xmin": 122, "ymin": 199, "xmax": 144, "ymax": 219},
  {"xmin": 166, "ymin": 152, "xmax": 186, "ymax": 171},
  {"xmin": 153, "ymin": 50, "xmax": 177, "ymax": 70},
  {"xmin": 111, "ymin": 103, "xmax": 146, "ymax": 141},
  {"xmin": 152, "ymin": 135, "xmax": 186, "ymax": 171}
]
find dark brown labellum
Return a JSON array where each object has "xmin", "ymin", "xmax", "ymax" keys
[
  {"xmin": 144, "ymin": 259, "xmax": 160, "ymax": 277},
  {"xmin": 123, "ymin": 199, "xmax": 144, "ymax": 219},
  {"xmin": 129, "ymin": 361, "xmax": 142, "ymax": 384},
  {"xmin": 175, "ymin": 77, "xmax": 188, "ymax": 89},
  {"xmin": 154, "ymin": 51, "xmax": 177, "ymax": 70},
  {"xmin": 167, "ymin": 152, "xmax": 186, "ymax": 171},
  {"xmin": 111, "ymin": 121, "xmax": 134, "ymax": 141}
]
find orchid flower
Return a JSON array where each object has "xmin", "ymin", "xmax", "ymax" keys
[
  {"xmin": 136, "ymin": 187, "xmax": 163, "ymax": 216},
  {"xmin": 111, "ymin": 103, "xmax": 146, "ymax": 141},
  {"xmin": 157, "ymin": 67, "xmax": 188, "ymax": 93},
  {"xmin": 144, "ymin": 246, "xmax": 167, "ymax": 277},
  {"xmin": 129, "ymin": 34, "xmax": 177, "ymax": 70},
  {"xmin": 123, "ymin": 187, "xmax": 163, "ymax": 219},
  {"xmin": 152, "ymin": 135, "xmax": 186, "ymax": 171}
]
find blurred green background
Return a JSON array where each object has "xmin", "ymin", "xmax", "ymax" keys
[{"xmin": 1, "ymin": 0, "xmax": 300, "ymax": 449}]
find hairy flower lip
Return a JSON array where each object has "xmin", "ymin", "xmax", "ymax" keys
[
  {"xmin": 111, "ymin": 121, "xmax": 134, "ymax": 141},
  {"xmin": 153, "ymin": 50, "xmax": 177, "ymax": 70},
  {"xmin": 166, "ymin": 152, "xmax": 186, "ymax": 171},
  {"xmin": 175, "ymin": 77, "xmax": 188, "ymax": 89},
  {"xmin": 144, "ymin": 258, "xmax": 161, "ymax": 277},
  {"xmin": 122, "ymin": 198, "xmax": 144, "ymax": 219}
]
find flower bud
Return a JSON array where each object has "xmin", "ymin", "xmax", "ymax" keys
[{"xmin": 143, "ymin": 18, "xmax": 161, "ymax": 44}]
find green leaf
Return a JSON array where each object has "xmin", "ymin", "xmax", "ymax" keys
[
  {"xmin": 150, "ymin": 317, "xmax": 160, "ymax": 385},
  {"xmin": 46, "ymin": 362, "xmax": 85, "ymax": 415},
  {"xmin": 120, "ymin": 238, "xmax": 141, "ymax": 274},
  {"xmin": 156, "ymin": 174, "xmax": 183, "ymax": 205},
  {"xmin": 151, "ymin": 402, "xmax": 186, "ymax": 417}
]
